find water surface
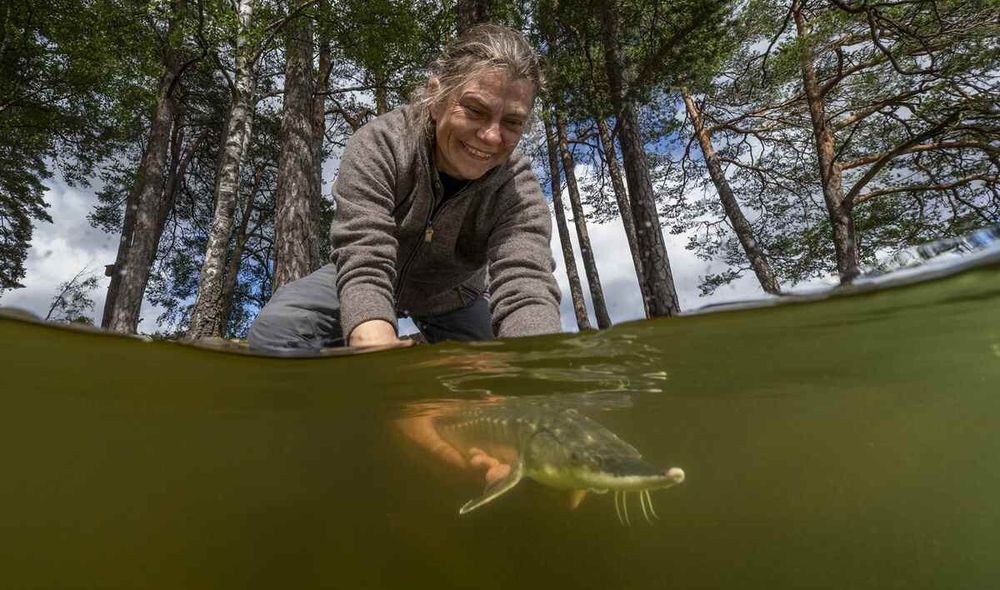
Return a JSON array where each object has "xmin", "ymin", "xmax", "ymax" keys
[{"xmin": 2, "ymin": 254, "xmax": 999, "ymax": 589}]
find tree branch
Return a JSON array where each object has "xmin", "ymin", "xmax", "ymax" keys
[
  {"xmin": 855, "ymin": 173, "xmax": 996, "ymax": 204},
  {"xmin": 844, "ymin": 110, "xmax": 962, "ymax": 206},
  {"xmin": 842, "ymin": 140, "xmax": 1000, "ymax": 170}
]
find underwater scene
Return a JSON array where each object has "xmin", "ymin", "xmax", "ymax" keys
[{"xmin": 2, "ymin": 237, "xmax": 1000, "ymax": 589}]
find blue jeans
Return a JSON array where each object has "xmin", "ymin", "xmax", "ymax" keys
[{"xmin": 247, "ymin": 264, "xmax": 492, "ymax": 353}]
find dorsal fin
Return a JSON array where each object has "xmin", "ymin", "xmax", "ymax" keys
[{"xmin": 458, "ymin": 459, "xmax": 524, "ymax": 515}]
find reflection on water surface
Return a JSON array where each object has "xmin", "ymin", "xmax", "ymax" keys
[{"xmin": 2, "ymin": 246, "xmax": 1000, "ymax": 589}]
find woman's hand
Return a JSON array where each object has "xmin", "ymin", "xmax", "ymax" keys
[
  {"xmin": 348, "ymin": 319, "xmax": 413, "ymax": 348},
  {"xmin": 395, "ymin": 405, "xmax": 512, "ymax": 486}
]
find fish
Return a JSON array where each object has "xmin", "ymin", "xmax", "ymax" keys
[{"xmin": 432, "ymin": 397, "xmax": 685, "ymax": 523}]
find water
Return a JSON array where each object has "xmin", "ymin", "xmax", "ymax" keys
[{"xmin": 2, "ymin": 247, "xmax": 999, "ymax": 589}]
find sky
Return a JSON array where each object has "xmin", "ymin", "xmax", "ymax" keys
[{"xmin": 0, "ymin": 168, "xmax": 777, "ymax": 335}]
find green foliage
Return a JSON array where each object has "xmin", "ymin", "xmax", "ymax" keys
[
  {"xmin": 45, "ymin": 268, "xmax": 99, "ymax": 323},
  {"xmin": 329, "ymin": 0, "xmax": 446, "ymax": 108},
  {"xmin": 538, "ymin": 0, "xmax": 733, "ymax": 118},
  {"xmin": 0, "ymin": 0, "xmax": 160, "ymax": 291}
]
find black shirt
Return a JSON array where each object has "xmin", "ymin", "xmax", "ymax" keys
[{"xmin": 439, "ymin": 171, "xmax": 471, "ymax": 200}]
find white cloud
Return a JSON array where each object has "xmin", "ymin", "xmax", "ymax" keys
[{"xmin": 0, "ymin": 180, "xmax": 165, "ymax": 330}]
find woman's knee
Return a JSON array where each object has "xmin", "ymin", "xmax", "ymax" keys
[{"xmin": 248, "ymin": 305, "xmax": 316, "ymax": 352}]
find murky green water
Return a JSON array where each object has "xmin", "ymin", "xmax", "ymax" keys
[{"xmin": 3, "ymin": 257, "xmax": 1000, "ymax": 589}]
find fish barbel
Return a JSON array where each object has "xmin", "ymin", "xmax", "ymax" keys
[{"xmin": 433, "ymin": 397, "xmax": 685, "ymax": 522}]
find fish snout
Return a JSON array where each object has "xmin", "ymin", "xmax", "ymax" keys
[{"xmin": 665, "ymin": 467, "xmax": 685, "ymax": 484}]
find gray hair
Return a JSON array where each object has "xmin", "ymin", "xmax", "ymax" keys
[{"xmin": 412, "ymin": 24, "xmax": 545, "ymax": 126}]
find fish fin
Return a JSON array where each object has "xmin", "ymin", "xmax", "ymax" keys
[
  {"xmin": 459, "ymin": 459, "xmax": 524, "ymax": 515},
  {"xmin": 568, "ymin": 489, "xmax": 588, "ymax": 510}
]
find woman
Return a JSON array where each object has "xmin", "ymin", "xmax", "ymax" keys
[{"xmin": 249, "ymin": 24, "xmax": 561, "ymax": 353}]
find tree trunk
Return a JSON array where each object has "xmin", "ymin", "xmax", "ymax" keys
[
  {"xmin": 272, "ymin": 12, "xmax": 317, "ymax": 292},
  {"xmin": 457, "ymin": 0, "xmax": 491, "ymax": 34},
  {"xmin": 187, "ymin": 0, "xmax": 257, "ymax": 339},
  {"xmin": 158, "ymin": 124, "xmax": 205, "ymax": 242},
  {"xmin": 101, "ymin": 175, "xmax": 139, "ymax": 328},
  {"xmin": 554, "ymin": 109, "xmax": 612, "ymax": 329},
  {"xmin": 599, "ymin": 0, "xmax": 679, "ymax": 316},
  {"xmin": 104, "ymin": 5, "xmax": 186, "ymax": 333},
  {"xmin": 596, "ymin": 116, "xmax": 650, "ymax": 316},
  {"xmin": 682, "ymin": 91, "xmax": 782, "ymax": 295},
  {"xmin": 311, "ymin": 25, "xmax": 332, "ymax": 267},
  {"xmin": 218, "ymin": 167, "xmax": 261, "ymax": 333},
  {"xmin": 543, "ymin": 112, "xmax": 591, "ymax": 331},
  {"xmin": 373, "ymin": 76, "xmax": 389, "ymax": 116},
  {"xmin": 793, "ymin": 1, "xmax": 860, "ymax": 283}
]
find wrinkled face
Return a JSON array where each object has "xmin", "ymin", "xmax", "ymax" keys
[{"xmin": 430, "ymin": 70, "xmax": 534, "ymax": 180}]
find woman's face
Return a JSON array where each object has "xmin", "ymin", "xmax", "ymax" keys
[{"xmin": 431, "ymin": 70, "xmax": 534, "ymax": 180}]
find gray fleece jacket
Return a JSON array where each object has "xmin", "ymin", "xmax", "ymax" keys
[{"xmin": 329, "ymin": 104, "xmax": 562, "ymax": 340}]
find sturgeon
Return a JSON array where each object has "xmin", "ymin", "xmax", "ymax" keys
[{"xmin": 433, "ymin": 397, "xmax": 685, "ymax": 522}]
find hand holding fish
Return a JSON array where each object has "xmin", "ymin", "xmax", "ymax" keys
[
  {"xmin": 467, "ymin": 447, "xmax": 512, "ymax": 484},
  {"xmin": 395, "ymin": 407, "xmax": 514, "ymax": 486},
  {"xmin": 397, "ymin": 396, "xmax": 686, "ymax": 521}
]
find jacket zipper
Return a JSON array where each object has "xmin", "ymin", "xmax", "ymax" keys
[{"xmin": 393, "ymin": 182, "xmax": 474, "ymax": 306}]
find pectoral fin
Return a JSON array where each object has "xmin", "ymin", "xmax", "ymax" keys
[
  {"xmin": 568, "ymin": 489, "xmax": 588, "ymax": 510},
  {"xmin": 459, "ymin": 459, "xmax": 524, "ymax": 515}
]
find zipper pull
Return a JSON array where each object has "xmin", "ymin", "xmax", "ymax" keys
[{"xmin": 424, "ymin": 224, "xmax": 434, "ymax": 242}]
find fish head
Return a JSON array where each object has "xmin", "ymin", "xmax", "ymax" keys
[{"xmin": 523, "ymin": 430, "xmax": 685, "ymax": 492}]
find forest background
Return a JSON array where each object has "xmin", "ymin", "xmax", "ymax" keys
[{"xmin": 1, "ymin": 0, "xmax": 997, "ymax": 337}]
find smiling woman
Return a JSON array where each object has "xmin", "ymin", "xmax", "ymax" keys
[
  {"xmin": 247, "ymin": 24, "xmax": 561, "ymax": 354},
  {"xmin": 430, "ymin": 71, "xmax": 534, "ymax": 181}
]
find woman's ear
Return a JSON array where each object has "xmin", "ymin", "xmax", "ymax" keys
[{"xmin": 427, "ymin": 77, "xmax": 441, "ymax": 121}]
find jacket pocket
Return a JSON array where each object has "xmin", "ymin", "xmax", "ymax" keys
[{"xmin": 456, "ymin": 284, "xmax": 482, "ymax": 307}]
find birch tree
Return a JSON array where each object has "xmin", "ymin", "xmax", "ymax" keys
[{"xmin": 187, "ymin": 0, "xmax": 275, "ymax": 339}]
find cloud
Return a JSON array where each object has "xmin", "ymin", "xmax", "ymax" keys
[{"xmin": 0, "ymin": 179, "xmax": 165, "ymax": 330}]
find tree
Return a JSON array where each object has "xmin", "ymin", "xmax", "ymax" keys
[
  {"xmin": 671, "ymin": 0, "xmax": 999, "ymax": 287},
  {"xmin": 553, "ymin": 108, "xmax": 612, "ymax": 328},
  {"xmin": 187, "ymin": 0, "xmax": 274, "ymax": 339},
  {"xmin": 680, "ymin": 90, "xmax": 782, "ymax": 294},
  {"xmin": 146, "ymin": 94, "xmax": 282, "ymax": 339},
  {"xmin": 457, "ymin": 0, "xmax": 492, "ymax": 33},
  {"xmin": 105, "ymin": 0, "xmax": 196, "ymax": 333},
  {"xmin": 594, "ymin": 117, "xmax": 651, "ymax": 315},
  {"xmin": 46, "ymin": 268, "xmax": 99, "ymax": 324},
  {"xmin": 540, "ymin": 0, "xmax": 731, "ymax": 315},
  {"xmin": 596, "ymin": 0, "xmax": 725, "ymax": 316},
  {"xmin": 1, "ymin": 0, "xmax": 150, "ymax": 292},
  {"xmin": 535, "ymin": 3, "xmax": 651, "ymax": 316},
  {"xmin": 542, "ymin": 111, "xmax": 591, "ymax": 330},
  {"xmin": 272, "ymin": 8, "xmax": 321, "ymax": 291}
]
